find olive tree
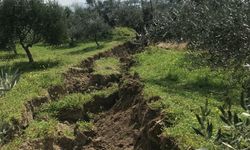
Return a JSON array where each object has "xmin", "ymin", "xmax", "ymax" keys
[
  {"xmin": 149, "ymin": 0, "xmax": 250, "ymax": 68},
  {"xmin": 42, "ymin": 1, "xmax": 68, "ymax": 45},
  {"xmin": 83, "ymin": 11, "xmax": 111, "ymax": 47},
  {"xmin": 0, "ymin": 0, "xmax": 16, "ymax": 52},
  {"xmin": 0, "ymin": 0, "xmax": 67, "ymax": 63},
  {"xmin": 113, "ymin": 1, "xmax": 144, "ymax": 33},
  {"xmin": 66, "ymin": 6, "xmax": 88, "ymax": 47}
]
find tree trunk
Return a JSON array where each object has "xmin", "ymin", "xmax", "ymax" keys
[
  {"xmin": 94, "ymin": 35, "xmax": 100, "ymax": 47},
  {"xmin": 149, "ymin": 0, "xmax": 153, "ymax": 12},
  {"xmin": 69, "ymin": 37, "xmax": 76, "ymax": 47},
  {"xmin": 21, "ymin": 43, "xmax": 34, "ymax": 63},
  {"xmin": 13, "ymin": 48, "xmax": 17, "ymax": 55},
  {"xmin": 13, "ymin": 45, "xmax": 17, "ymax": 55},
  {"xmin": 24, "ymin": 47, "xmax": 34, "ymax": 63}
]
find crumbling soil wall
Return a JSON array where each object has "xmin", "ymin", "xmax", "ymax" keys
[{"xmin": 2, "ymin": 41, "xmax": 179, "ymax": 150}]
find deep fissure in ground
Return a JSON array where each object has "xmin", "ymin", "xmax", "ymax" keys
[{"xmin": 4, "ymin": 41, "xmax": 179, "ymax": 150}]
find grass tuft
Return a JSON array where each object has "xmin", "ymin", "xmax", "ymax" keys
[{"xmin": 93, "ymin": 57, "xmax": 121, "ymax": 75}]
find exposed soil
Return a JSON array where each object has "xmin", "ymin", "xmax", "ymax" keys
[
  {"xmin": 81, "ymin": 75, "xmax": 179, "ymax": 150},
  {"xmin": 4, "ymin": 41, "xmax": 180, "ymax": 150}
]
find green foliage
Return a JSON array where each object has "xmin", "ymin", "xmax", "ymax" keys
[
  {"xmin": 76, "ymin": 121, "xmax": 94, "ymax": 132},
  {"xmin": 24, "ymin": 120, "xmax": 58, "ymax": 139},
  {"xmin": 85, "ymin": 0, "xmax": 147, "ymax": 33},
  {"xmin": 192, "ymin": 100, "xmax": 214, "ymax": 140},
  {"xmin": 217, "ymin": 98, "xmax": 250, "ymax": 149},
  {"xmin": 83, "ymin": 10, "xmax": 111, "ymax": 46},
  {"xmin": 111, "ymin": 27, "xmax": 136, "ymax": 41},
  {"xmin": 242, "ymin": 77, "xmax": 250, "ymax": 113},
  {"xmin": 0, "ymin": 68, "xmax": 20, "ymax": 97},
  {"xmin": 112, "ymin": 2, "xmax": 144, "ymax": 33},
  {"xmin": 66, "ymin": 6, "xmax": 111, "ymax": 47},
  {"xmin": 0, "ymin": 116, "xmax": 13, "ymax": 144},
  {"xmin": 0, "ymin": 0, "xmax": 68, "ymax": 62},
  {"xmin": 66, "ymin": 6, "xmax": 88, "ymax": 46},
  {"xmin": 42, "ymin": 1, "xmax": 68, "ymax": 45},
  {"xmin": 131, "ymin": 47, "xmax": 232, "ymax": 149},
  {"xmin": 193, "ymin": 89, "xmax": 250, "ymax": 149},
  {"xmin": 149, "ymin": 0, "xmax": 250, "ymax": 69}
]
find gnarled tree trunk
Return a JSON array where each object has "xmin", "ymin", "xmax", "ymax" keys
[
  {"xmin": 20, "ymin": 43, "xmax": 34, "ymax": 63},
  {"xmin": 94, "ymin": 34, "xmax": 100, "ymax": 47}
]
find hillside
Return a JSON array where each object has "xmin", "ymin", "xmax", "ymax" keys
[
  {"xmin": 0, "ymin": 0, "xmax": 249, "ymax": 149},
  {"xmin": 1, "ymin": 38, "xmax": 244, "ymax": 149}
]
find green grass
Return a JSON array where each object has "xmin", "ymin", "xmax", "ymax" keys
[
  {"xmin": 37, "ymin": 84, "xmax": 118, "ymax": 119},
  {"xmin": 0, "ymin": 27, "xmax": 135, "ymax": 149},
  {"xmin": 111, "ymin": 27, "xmax": 136, "ymax": 41},
  {"xmin": 2, "ymin": 84, "xmax": 118, "ymax": 149},
  {"xmin": 131, "ymin": 47, "xmax": 242, "ymax": 149},
  {"xmin": 76, "ymin": 121, "xmax": 95, "ymax": 132},
  {"xmin": 24, "ymin": 119, "xmax": 72, "ymax": 139},
  {"xmin": 93, "ymin": 57, "xmax": 121, "ymax": 75},
  {"xmin": 37, "ymin": 93, "xmax": 92, "ymax": 119},
  {"xmin": 2, "ymin": 119, "xmax": 74, "ymax": 149},
  {"xmin": 3, "ymin": 120, "xmax": 94, "ymax": 149},
  {"xmin": 0, "ymin": 40, "xmax": 125, "ymax": 124}
]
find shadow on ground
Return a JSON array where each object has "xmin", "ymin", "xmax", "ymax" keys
[
  {"xmin": 68, "ymin": 45, "xmax": 105, "ymax": 55},
  {"xmin": 1, "ymin": 60, "xmax": 60, "ymax": 73},
  {"xmin": 0, "ymin": 54, "xmax": 26, "ymax": 60},
  {"xmin": 145, "ymin": 74, "xmax": 228, "ymax": 101},
  {"xmin": 177, "ymin": 52, "xmax": 210, "ymax": 69}
]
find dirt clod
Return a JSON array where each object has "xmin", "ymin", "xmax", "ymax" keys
[{"xmin": 48, "ymin": 85, "xmax": 67, "ymax": 100}]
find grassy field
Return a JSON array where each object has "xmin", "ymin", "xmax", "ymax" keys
[
  {"xmin": 0, "ymin": 27, "xmax": 135, "ymax": 149},
  {"xmin": 0, "ymin": 27, "xmax": 134, "ymax": 124},
  {"xmin": 131, "ymin": 46, "xmax": 243, "ymax": 149},
  {"xmin": 0, "ymin": 28, "xmax": 245, "ymax": 149},
  {"xmin": 0, "ymin": 41, "xmax": 120, "ymax": 122}
]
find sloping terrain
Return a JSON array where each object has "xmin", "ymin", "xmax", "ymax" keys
[
  {"xmin": 1, "ymin": 40, "xmax": 243, "ymax": 149},
  {"xmin": 131, "ymin": 46, "xmax": 244, "ymax": 149},
  {"xmin": 2, "ymin": 41, "xmax": 179, "ymax": 150}
]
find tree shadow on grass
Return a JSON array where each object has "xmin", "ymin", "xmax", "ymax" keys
[
  {"xmin": 145, "ymin": 74, "xmax": 229, "ymax": 101},
  {"xmin": 1, "ymin": 60, "xmax": 60, "ymax": 73},
  {"xmin": 67, "ymin": 45, "xmax": 104, "ymax": 55},
  {"xmin": 177, "ymin": 52, "xmax": 210, "ymax": 70},
  {"xmin": 0, "ymin": 54, "xmax": 26, "ymax": 61},
  {"xmin": 49, "ymin": 44, "xmax": 75, "ymax": 51}
]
